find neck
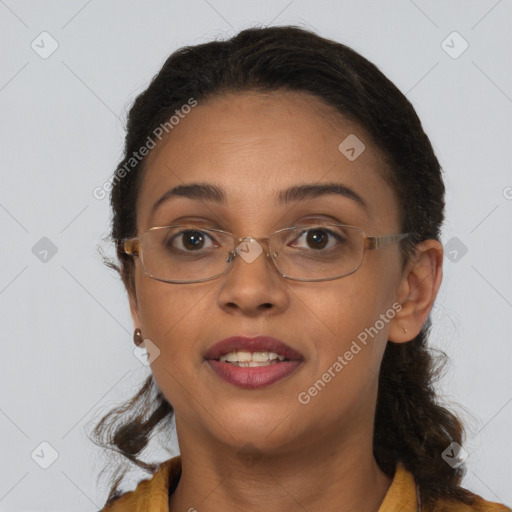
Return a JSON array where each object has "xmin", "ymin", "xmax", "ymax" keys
[{"xmin": 169, "ymin": 420, "xmax": 393, "ymax": 512}]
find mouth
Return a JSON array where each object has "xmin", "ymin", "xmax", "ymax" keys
[
  {"xmin": 204, "ymin": 336, "xmax": 304, "ymax": 389},
  {"xmin": 204, "ymin": 335, "xmax": 304, "ymax": 362},
  {"xmin": 218, "ymin": 351, "xmax": 287, "ymax": 367}
]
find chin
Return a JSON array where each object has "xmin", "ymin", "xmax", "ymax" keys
[{"xmin": 213, "ymin": 409, "xmax": 302, "ymax": 452}]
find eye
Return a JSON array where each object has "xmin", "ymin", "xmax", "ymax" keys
[
  {"xmin": 288, "ymin": 227, "xmax": 347, "ymax": 251},
  {"xmin": 167, "ymin": 229, "xmax": 219, "ymax": 252}
]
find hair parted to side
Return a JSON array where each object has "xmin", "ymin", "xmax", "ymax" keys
[{"xmin": 91, "ymin": 25, "xmax": 476, "ymax": 511}]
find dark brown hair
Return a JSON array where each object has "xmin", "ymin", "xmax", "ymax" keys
[{"xmin": 91, "ymin": 25, "xmax": 477, "ymax": 511}]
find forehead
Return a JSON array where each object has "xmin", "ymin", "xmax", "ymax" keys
[{"xmin": 136, "ymin": 91, "xmax": 399, "ymax": 233}]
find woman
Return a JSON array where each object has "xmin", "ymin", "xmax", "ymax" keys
[{"xmin": 92, "ymin": 25, "xmax": 510, "ymax": 512}]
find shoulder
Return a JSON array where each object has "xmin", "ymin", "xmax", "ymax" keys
[
  {"xmin": 99, "ymin": 455, "xmax": 182, "ymax": 512},
  {"xmin": 390, "ymin": 462, "xmax": 510, "ymax": 512}
]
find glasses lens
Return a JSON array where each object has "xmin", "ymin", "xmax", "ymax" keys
[
  {"xmin": 140, "ymin": 226, "xmax": 233, "ymax": 283},
  {"xmin": 139, "ymin": 224, "xmax": 365, "ymax": 283},
  {"xmin": 269, "ymin": 224, "xmax": 365, "ymax": 281}
]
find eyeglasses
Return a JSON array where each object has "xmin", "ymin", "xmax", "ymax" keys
[{"xmin": 121, "ymin": 224, "xmax": 412, "ymax": 284}]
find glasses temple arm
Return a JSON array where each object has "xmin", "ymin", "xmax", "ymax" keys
[{"xmin": 366, "ymin": 233, "xmax": 411, "ymax": 250}]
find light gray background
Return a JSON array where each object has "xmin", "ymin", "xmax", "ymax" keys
[{"xmin": 1, "ymin": 1, "xmax": 511, "ymax": 510}]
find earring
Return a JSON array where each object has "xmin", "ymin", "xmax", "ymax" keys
[
  {"xmin": 133, "ymin": 328, "xmax": 144, "ymax": 346},
  {"xmin": 403, "ymin": 327, "xmax": 408, "ymax": 334}
]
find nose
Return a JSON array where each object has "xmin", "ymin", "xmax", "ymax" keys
[{"xmin": 217, "ymin": 238, "xmax": 289, "ymax": 315}]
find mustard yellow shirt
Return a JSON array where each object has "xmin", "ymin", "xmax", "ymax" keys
[{"xmin": 100, "ymin": 456, "xmax": 510, "ymax": 511}]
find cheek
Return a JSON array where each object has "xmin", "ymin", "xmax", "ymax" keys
[
  {"xmin": 306, "ymin": 275, "xmax": 382, "ymax": 338},
  {"xmin": 302, "ymin": 277, "xmax": 391, "ymax": 378},
  {"xmin": 135, "ymin": 281, "xmax": 217, "ymax": 413},
  {"xmin": 136, "ymin": 280, "xmax": 214, "ymax": 366},
  {"xmin": 294, "ymin": 282, "xmax": 390, "ymax": 428}
]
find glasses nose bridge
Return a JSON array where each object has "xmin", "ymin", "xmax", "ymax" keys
[
  {"xmin": 229, "ymin": 235, "xmax": 278, "ymax": 269},
  {"xmin": 234, "ymin": 234, "xmax": 272, "ymax": 251}
]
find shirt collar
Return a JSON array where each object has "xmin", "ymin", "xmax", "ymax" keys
[{"xmin": 377, "ymin": 462, "xmax": 419, "ymax": 512}]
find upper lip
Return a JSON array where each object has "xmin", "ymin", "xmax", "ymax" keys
[{"xmin": 204, "ymin": 336, "xmax": 304, "ymax": 361}]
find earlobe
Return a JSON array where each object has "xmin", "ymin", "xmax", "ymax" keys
[
  {"xmin": 388, "ymin": 239, "xmax": 443, "ymax": 343},
  {"xmin": 129, "ymin": 292, "xmax": 141, "ymax": 330}
]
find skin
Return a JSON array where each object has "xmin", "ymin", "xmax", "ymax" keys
[{"xmin": 128, "ymin": 90, "xmax": 443, "ymax": 512}]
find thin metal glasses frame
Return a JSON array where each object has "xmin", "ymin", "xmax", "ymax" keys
[{"xmin": 121, "ymin": 224, "xmax": 412, "ymax": 284}]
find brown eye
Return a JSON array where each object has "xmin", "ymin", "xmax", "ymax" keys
[
  {"xmin": 289, "ymin": 227, "xmax": 347, "ymax": 251},
  {"xmin": 169, "ymin": 230, "xmax": 216, "ymax": 252}
]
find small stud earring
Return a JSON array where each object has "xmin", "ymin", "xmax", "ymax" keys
[
  {"xmin": 403, "ymin": 327, "xmax": 408, "ymax": 334},
  {"xmin": 133, "ymin": 328, "xmax": 144, "ymax": 346}
]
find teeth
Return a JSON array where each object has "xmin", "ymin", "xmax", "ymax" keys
[
  {"xmin": 227, "ymin": 361, "xmax": 279, "ymax": 367},
  {"xmin": 219, "ymin": 351, "xmax": 286, "ymax": 364}
]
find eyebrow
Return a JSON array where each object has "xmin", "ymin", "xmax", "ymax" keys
[{"xmin": 150, "ymin": 181, "xmax": 368, "ymax": 217}]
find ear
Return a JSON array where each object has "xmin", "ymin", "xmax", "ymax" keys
[
  {"xmin": 128, "ymin": 290, "xmax": 142, "ymax": 331},
  {"xmin": 388, "ymin": 239, "xmax": 443, "ymax": 343}
]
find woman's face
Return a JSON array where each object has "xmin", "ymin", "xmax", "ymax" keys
[{"xmin": 130, "ymin": 90, "xmax": 407, "ymax": 455}]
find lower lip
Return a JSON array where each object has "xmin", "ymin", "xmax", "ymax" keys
[{"xmin": 206, "ymin": 360, "xmax": 302, "ymax": 389}]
